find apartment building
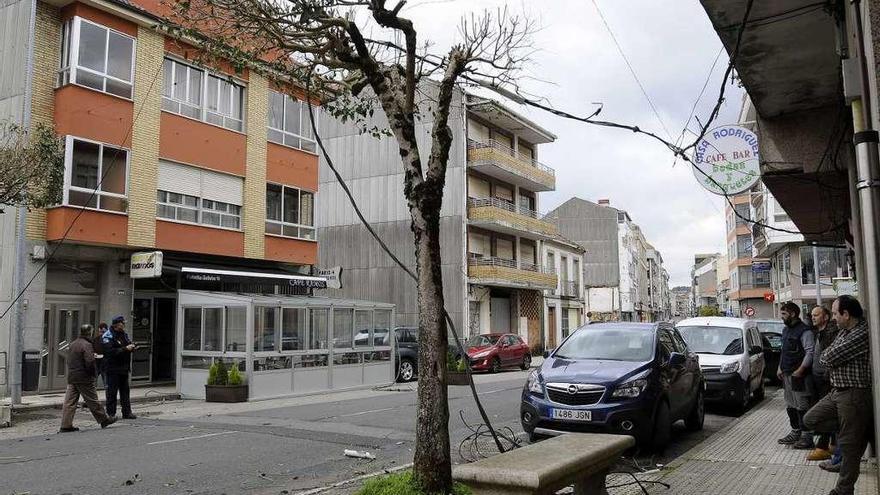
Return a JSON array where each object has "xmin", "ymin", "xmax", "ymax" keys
[
  {"xmin": 317, "ymin": 92, "xmax": 558, "ymax": 345},
  {"xmin": 691, "ymin": 253, "xmax": 720, "ymax": 310},
  {"xmin": 0, "ymin": 0, "xmax": 325, "ymax": 394},
  {"xmin": 541, "ymin": 236, "xmax": 585, "ymax": 350},
  {"xmin": 545, "ymin": 197, "xmax": 668, "ymax": 322},
  {"xmin": 671, "ymin": 286, "xmax": 691, "ymax": 318}
]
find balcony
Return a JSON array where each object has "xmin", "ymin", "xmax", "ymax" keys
[
  {"xmin": 467, "ymin": 140, "xmax": 555, "ymax": 192},
  {"xmin": 468, "ymin": 255, "xmax": 557, "ymax": 290},
  {"xmin": 467, "ymin": 197, "xmax": 558, "ymax": 240},
  {"xmin": 559, "ymin": 281, "xmax": 580, "ymax": 298}
]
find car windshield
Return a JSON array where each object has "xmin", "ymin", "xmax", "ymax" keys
[
  {"xmin": 756, "ymin": 321, "xmax": 785, "ymax": 333},
  {"xmin": 553, "ymin": 327, "xmax": 655, "ymax": 362},
  {"xmin": 677, "ymin": 326, "xmax": 743, "ymax": 355},
  {"xmin": 468, "ymin": 335, "xmax": 500, "ymax": 347}
]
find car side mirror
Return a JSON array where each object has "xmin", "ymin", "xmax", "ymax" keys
[
  {"xmin": 750, "ymin": 345, "xmax": 763, "ymax": 355},
  {"xmin": 542, "ymin": 350, "xmax": 550, "ymax": 359},
  {"xmin": 668, "ymin": 352, "xmax": 686, "ymax": 368}
]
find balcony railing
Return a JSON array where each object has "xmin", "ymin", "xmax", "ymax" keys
[
  {"xmin": 560, "ymin": 281, "xmax": 579, "ymax": 298},
  {"xmin": 467, "ymin": 254, "xmax": 557, "ymax": 289},
  {"xmin": 467, "ymin": 197, "xmax": 539, "ymax": 219},
  {"xmin": 467, "ymin": 139, "xmax": 555, "ymax": 175}
]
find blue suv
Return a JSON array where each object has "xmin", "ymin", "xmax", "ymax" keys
[{"xmin": 521, "ymin": 322, "xmax": 704, "ymax": 450}]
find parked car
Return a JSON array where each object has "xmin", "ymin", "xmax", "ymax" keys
[
  {"xmin": 756, "ymin": 320, "xmax": 784, "ymax": 385},
  {"xmin": 467, "ymin": 334, "xmax": 531, "ymax": 373},
  {"xmin": 521, "ymin": 322, "xmax": 704, "ymax": 450},
  {"xmin": 394, "ymin": 327, "xmax": 418, "ymax": 382},
  {"xmin": 676, "ymin": 317, "xmax": 765, "ymax": 414}
]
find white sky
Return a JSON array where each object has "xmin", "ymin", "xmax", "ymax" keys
[{"xmin": 396, "ymin": 0, "xmax": 741, "ymax": 287}]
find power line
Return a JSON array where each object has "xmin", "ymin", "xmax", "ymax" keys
[
  {"xmin": 0, "ymin": 60, "xmax": 165, "ymax": 322},
  {"xmin": 590, "ymin": 0, "xmax": 675, "ymax": 142}
]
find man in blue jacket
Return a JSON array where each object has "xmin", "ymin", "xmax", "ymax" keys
[
  {"xmin": 776, "ymin": 301, "xmax": 815, "ymax": 449},
  {"xmin": 102, "ymin": 316, "xmax": 137, "ymax": 419}
]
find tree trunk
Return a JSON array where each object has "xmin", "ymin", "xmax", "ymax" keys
[{"xmin": 411, "ymin": 184, "xmax": 451, "ymax": 493}]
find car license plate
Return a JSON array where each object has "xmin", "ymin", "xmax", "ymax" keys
[{"xmin": 551, "ymin": 408, "xmax": 591, "ymax": 422}]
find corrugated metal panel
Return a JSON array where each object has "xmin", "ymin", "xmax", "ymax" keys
[{"xmin": 0, "ymin": 0, "xmax": 31, "ymax": 123}]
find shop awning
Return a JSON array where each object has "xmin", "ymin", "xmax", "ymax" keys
[{"xmin": 180, "ymin": 267, "xmax": 327, "ymax": 289}]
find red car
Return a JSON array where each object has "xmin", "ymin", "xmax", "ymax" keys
[{"xmin": 466, "ymin": 333, "xmax": 532, "ymax": 373}]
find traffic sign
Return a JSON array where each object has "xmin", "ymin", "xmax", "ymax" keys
[{"xmin": 744, "ymin": 306, "xmax": 756, "ymax": 317}]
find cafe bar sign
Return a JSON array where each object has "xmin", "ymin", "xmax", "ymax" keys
[
  {"xmin": 692, "ymin": 125, "xmax": 760, "ymax": 195},
  {"xmin": 130, "ymin": 251, "xmax": 163, "ymax": 279}
]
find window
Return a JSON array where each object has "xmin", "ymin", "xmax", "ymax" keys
[
  {"xmin": 736, "ymin": 235, "xmax": 752, "ymax": 259},
  {"xmin": 254, "ymin": 306, "xmax": 277, "ymax": 352},
  {"xmin": 354, "ymin": 310, "xmax": 373, "ymax": 347},
  {"xmin": 734, "ymin": 203, "xmax": 750, "ymax": 226},
  {"xmin": 281, "ymin": 308, "xmax": 306, "ymax": 351},
  {"xmin": 800, "ymin": 246, "xmax": 851, "ymax": 284},
  {"xmin": 265, "ymin": 183, "xmax": 315, "ymax": 240},
  {"xmin": 374, "ymin": 309, "xmax": 392, "ymax": 345},
  {"xmin": 333, "ymin": 308, "xmax": 353, "ymax": 349},
  {"xmin": 183, "ymin": 308, "xmax": 202, "ymax": 351},
  {"xmin": 268, "ymin": 90, "xmax": 317, "ymax": 152},
  {"xmin": 225, "ymin": 307, "xmax": 247, "ymax": 352},
  {"xmin": 561, "ymin": 310, "xmax": 570, "ymax": 338},
  {"xmin": 63, "ymin": 137, "xmax": 128, "ymax": 212},
  {"xmin": 203, "ymin": 307, "xmax": 223, "ymax": 351},
  {"xmin": 59, "ymin": 17, "xmax": 135, "ymax": 98},
  {"xmin": 310, "ymin": 308, "xmax": 329, "ymax": 350},
  {"xmin": 162, "ymin": 57, "xmax": 245, "ymax": 132},
  {"xmin": 156, "ymin": 161, "xmax": 243, "ymax": 229}
]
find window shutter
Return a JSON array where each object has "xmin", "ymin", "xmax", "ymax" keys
[
  {"xmin": 201, "ymin": 168, "xmax": 243, "ymax": 205},
  {"xmin": 158, "ymin": 160, "xmax": 201, "ymax": 197}
]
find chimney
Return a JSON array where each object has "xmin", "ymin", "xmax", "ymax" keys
[{"xmin": 598, "ymin": 199, "xmax": 610, "ymax": 206}]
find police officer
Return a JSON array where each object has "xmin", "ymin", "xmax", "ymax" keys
[{"xmin": 102, "ymin": 316, "xmax": 137, "ymax": 419}]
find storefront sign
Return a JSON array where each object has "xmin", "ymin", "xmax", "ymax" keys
[
  {"xmin": 751, "ymin": 261, "xmax": 771, "ymax": 273},
  {"xmin": 180, "ymin": 267, "xmax": 327, "ymax": 289},
  {"xmin": 693, "ymin": 125, "xmax": 760, "ymax": 195},
  {"xmin": 317, "ymin": 266, "xmax": 343, "ymax": 290},
  {"xmin": 130, "ymin": 251, "xmax": 163, "ymax": 279}
]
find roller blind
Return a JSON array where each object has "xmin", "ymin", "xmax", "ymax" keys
[
  {"xmin": 157, "ymin": 160, "xmax": 243, "ymax": 205},
  {"xmin": 201, "ymin": 169, "xmax": 243, "ymax": 205}
]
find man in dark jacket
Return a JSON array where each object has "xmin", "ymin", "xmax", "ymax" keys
[
  {"xmin": 776, "ymin": 302, "xmax": 815, "ymax": 449},
  {"xmin": 807, "ymin": 305, "xmax": 839, "ymax": 461},
  {"xmin": 102, "ymin": 315, "xmax": 137, "ymax": 419},
  {"xmin": 59, "ymin": 324, "xmax": 117, "ymax": 432}
]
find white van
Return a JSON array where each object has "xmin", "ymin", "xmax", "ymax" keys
[{"xmin": 675, "ymin": 317, "xmax": 765, "ymax": 414}]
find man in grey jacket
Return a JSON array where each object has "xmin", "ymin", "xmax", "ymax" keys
[
  {"xmin": 776, "ymin": 301, "xmax": 816, "ymax": 449},
  {"xmin": 59, "ymin": 324, "xmax": 117, "ymax": 432},
  {"xmin": 807, "ymin": 305, "xmax": 839, "ymax": 461}
]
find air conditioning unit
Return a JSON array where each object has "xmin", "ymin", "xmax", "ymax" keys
[{"xmin": 31, "ymin": 245, "xmax": 46, "ymax": 261}]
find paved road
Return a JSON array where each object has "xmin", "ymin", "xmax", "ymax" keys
[{"xmin": 0, "ymin": 373, "xmax": 767, "ymax": 494}]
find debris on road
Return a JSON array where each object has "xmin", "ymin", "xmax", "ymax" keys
[{"xmin": 343, "ymin": 449, "xmax": 375, "ymax": 460}]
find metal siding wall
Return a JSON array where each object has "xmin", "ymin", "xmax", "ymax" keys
[
  {"xmin": 0, "ymin": 0, "xmax": 30, "ymax": 124},
  {"xmin": 545, "ymin": 198, "xmax": 620, "ymax": 287},
  {"xmin": 316, "ymin": 84, "xmax": 466, "ymax": 332}
]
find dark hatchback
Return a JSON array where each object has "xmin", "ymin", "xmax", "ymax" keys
[{"xmin": 521, "ymin": 322, "xmax": 704, "ymax": 449}]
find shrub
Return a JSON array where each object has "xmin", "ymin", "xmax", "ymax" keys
[
  {"xmin": 207, "ymin": 360, "xmax": 228, "ymax": 386},
  {"xmin": 355, "ymin": 471, "xmax": 471, "ymax": 495},
  {"xmin": 227, "ymin": 362, "xmax": 244, "ymax": 386}
]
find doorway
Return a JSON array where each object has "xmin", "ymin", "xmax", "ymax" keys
[
  {"xmin": 490, "ymin": 297, "xmax": 511, "ymax": 333},
  {"xmin": 41, "ymin": 300, "xmax": 98, "ymax": 391},
  {"xmin": 132, "ymin": 295, "xmax": 177, "ymax": 383},
  {"xmin": 548, "ymin": 306, "xmax": 557, "ymax": 349}
]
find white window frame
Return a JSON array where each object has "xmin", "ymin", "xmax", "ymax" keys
[
  {"xmin": 58, "ymin": 16, "xmax": 136, "ymax": 99},
  {"xmin": 62, "ymin": 135, "xmax": 130, "ymax": 214},
  {"xmin": 162, "ymin": 55, "xmax": 246, "ymax": 132},
  {"xmin": 265, "ymin": 182, "xmax": 316, "ymax": 240},
  {"xmin": 156, "ymin": 189, "xmax": 242, "ymax": 231},
  {"xmin": 267, "ymin": 90, "xmax": 317, "ymax": 153}
]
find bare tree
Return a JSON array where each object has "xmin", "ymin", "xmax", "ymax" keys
[
  {"xmin": 166, "ymin": 1, "xmax": 533, "ymax": 492},
  {"xmin": 0, "ymin": 122, "xmax": 64, "ymax": 212}
]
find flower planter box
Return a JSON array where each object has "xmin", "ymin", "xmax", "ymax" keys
[
  {"xmin": 205, "ymin": 384, "xmax": 249, "ymax": 403},
  {"xmin": 447, "ymin": 372, "xmax": 470, "ymax": 386}
]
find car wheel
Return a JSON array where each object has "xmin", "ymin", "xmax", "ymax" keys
[
  {"xmin": 520, "ymin": 354, "xmax": 532, "ymax": 371},
  {"xmin": 651, "ymin": 400, "xmax": 672, "ymax": 452},
  {"xmin": 397, "ymin": 358, "xmax": 415, "ymax": 382},
  {"xmin": 735, "ymin": 382, "xmax": 750, "ymax": 415},
  {"xmin": 491, "ymin": 357, "xmax": 501, "ymax": 374},
  {"xmin": 685, "ymin": 389, "xmax": 705, "ymax": 432},
  {"xmin": 753, "ymin": 381, "xmax": 765, "ymax": 401}
]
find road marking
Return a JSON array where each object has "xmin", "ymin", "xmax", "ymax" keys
[
  {"xmin": 338, "ymin": 407, "xmax": 396, "ymax": 418},
  {"xmin": 146, "ymin": 430, "xmax": 237, "ymax": 445}
]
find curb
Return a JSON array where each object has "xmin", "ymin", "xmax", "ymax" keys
[{"xmin": 3, "ymin": 392, "xmax": 181, "ymax": 414}]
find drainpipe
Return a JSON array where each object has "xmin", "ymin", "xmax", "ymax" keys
[{"xmin": 849, "ymin": 0, "xmax": 880, "ymax": 474}]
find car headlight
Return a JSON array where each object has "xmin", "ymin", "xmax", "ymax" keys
[
  {"xmin": 612, "ymin": 378, "xmax": 649, "ymax": 399},
  {"xmin": 720, "ymin": 361, "xmax": 741, "ymax": 374},
  {"xmin": 526, "ymin": 370, "xmax": 544, "ymax": 395}
]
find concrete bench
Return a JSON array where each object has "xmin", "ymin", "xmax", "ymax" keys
[{"xmin": 452, "ymin": 433, "xmax": 634, "ymax": 495}]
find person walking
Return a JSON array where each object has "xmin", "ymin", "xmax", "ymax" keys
[
  {"xmin": 804, "ymin": 295, "xmax": 873, "ymax": 495},
  {"xmin": 93, "ymin": 322, "xmax": 108, "ymax": 388},
  {"xmin": 807, "ymin": 305, "xmax": 839, "ymax": 461},
  {"xmin": 102, "ymin": 316, "xmax": 137, "ymax": 419},
  {"xmin": 59, "ymin": 324, "xmax": 117, "ymax": 432},
  {"xmin": 776, "ymin": 301, "xmax": 816, "ymax": 450}
]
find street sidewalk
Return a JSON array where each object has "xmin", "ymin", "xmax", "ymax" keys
[
  {"xmin": 609, "ymin": 390, "xmax": 878, "ymax": 495},
  {"xmin": 0, "ymin": 384, "xmax": 179, "ymax": 414}
]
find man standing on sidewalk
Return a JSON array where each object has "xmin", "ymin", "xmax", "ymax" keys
[
  {"xmin": 807, "ymin": 305, "xmax": 839, "ymax": 461},
  {"xmin": 777, "ymin": 301, "xmax": 816, "ymax": 449},
  {"xmin": 805, "ymin": 295, "xmax": 873, "ymax": 495},
  {"xmin": 59, "ymin": 324, "xmax": 117, "ymax": 432},
  {"xmin": 102, "ymin": 316, "xmax": 137, "ymax": 419}
]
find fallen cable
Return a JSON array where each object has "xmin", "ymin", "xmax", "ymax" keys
[{"xmin": 456, "ymin": 410, "xmax": 521, "ymax": 463}]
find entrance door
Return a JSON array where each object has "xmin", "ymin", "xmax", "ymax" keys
[
  {"xmin": 131, "ymin": 298, "xmax": 153, "ymax": 382},
  {"xmin": 548, "ymin": 306, "xmax": 557, "ymax": 349},
  {"xmin": 490, "ymin": 297, "xmax": 511, "ymax": 333},
  {"xmin": 42, "ymin": 302, "xmax": 98, "ymax": 391},
  {"xmin": 152, "ymin": 298, "xmax": 176, "ymax": 382}
]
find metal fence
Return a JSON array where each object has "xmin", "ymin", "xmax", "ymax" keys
[{"xmin": 466, "ymin": 139, "xmax": 555, "ymax": 176}]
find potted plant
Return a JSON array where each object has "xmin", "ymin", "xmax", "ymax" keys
[
  {"xmin": 447, "ymin": 353, "xmax": 470, "ymax": 386},
  {"xmin": 205, "ymin": 360, "xmax": 248, "ymax": 402}
]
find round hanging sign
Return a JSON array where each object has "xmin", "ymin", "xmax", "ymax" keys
[{"xmin": 692, "ymin": 125, "xmax": 760, "ymax": 195}]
